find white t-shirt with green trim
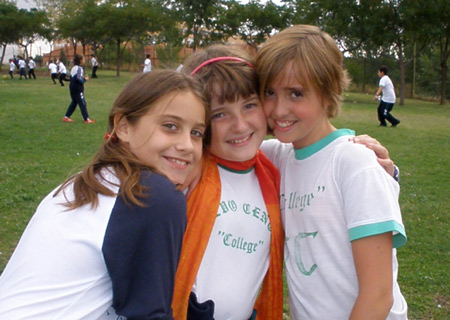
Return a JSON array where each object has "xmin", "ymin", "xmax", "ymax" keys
[
  {"xmin": 192, "ymin": 165, "xmax": 271, "ymax": 319},
  {"xmin": 261, "ymin": 129, "xmax": 407, "ymax": 320}
]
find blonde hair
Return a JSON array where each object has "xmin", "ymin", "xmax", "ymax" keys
[
  {"xmin": 256, "ymin": 24, "xmax": 350, "ymax": 118},
  {"xmin": 182, "ymin": 44, "xmax": 258, "ymax": 145},
  {"xmin": 56, "ymin": 70, "xmax": 208, "ymax": 210}
]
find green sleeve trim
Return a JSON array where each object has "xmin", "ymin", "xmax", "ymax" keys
[{"xmin": 349, "ymin": 220, "xmax": 406, "ymax": 248}]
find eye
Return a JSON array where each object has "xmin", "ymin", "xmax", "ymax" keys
[
  {"xmin": 191, "ymin": 129, "xmax": 204, "ymax": 138},
  {"xmin": 244, "ymin": 103, "xmax": 257, "ymax": 110},
  {"xmin": 163, "ymin": 123, "xmax": 177, "ymax": 131},
  {"xmin": 211, "ymin": 112, "xmax": 225, "ymax": 120},
  {"xmin": 264, "ymin": 89, "xmax": 274, "ymax": 97},
  {"xmin": 291, "ymin": 90, "xmax": 303, "ymax": 98}
]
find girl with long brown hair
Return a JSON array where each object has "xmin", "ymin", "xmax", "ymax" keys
[{"xmin": 0, "ymin": 70, "xmax": 208, "ymax": 319}]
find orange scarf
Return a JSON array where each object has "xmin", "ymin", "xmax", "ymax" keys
[{"xmin": 172, "ymin": 151, "xmax": 284, "ymax": 319}]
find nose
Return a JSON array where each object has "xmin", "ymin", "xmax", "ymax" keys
[
  {"xmin": 176, "ymin": 131, "xmax": 194, "ymax": 153},
  {"xmin": 231, "ymin": 112, "xmax": 250, "ymax": 133},
  {"xmin": 268, "ymin": 96, "xmax": 289, "ymax": 119}
]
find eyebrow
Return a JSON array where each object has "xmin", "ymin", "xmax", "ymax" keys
[
  {"xmin": 159, "ymin": 114, "xmax": 206, "ymax": 128},
  {"xmin": 211, "ymin": 94, "xmax": 259, "ymax": 112}
]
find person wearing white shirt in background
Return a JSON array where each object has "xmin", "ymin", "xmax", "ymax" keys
[
  {"xmin": 143, "ymin": 54, "xmax": 152, "ymax": 73},
  {"xmin": 18, "ymin": 57, "xmax": 27, "ymax": 80},
  {"xmin": 8, "ymin": 59, "xmax": 16, "ymax": 79},
  {"xmin": 48, "ymin": 60, "xmax": 58, "ymax": 84},
  {"xmin": 91, "ymin": 55, "xmax": 98, "ymax": 78},
  {"xmin": 374, "ymin": 66, "xmax": 400, "ymax": 127},
  {"xmin": 57, "ymin": 59, "xmax": 69, "ymax": 87},
  {"xmin": 28, "ymin": 58, "xmax": 36, "ymax": 79}
]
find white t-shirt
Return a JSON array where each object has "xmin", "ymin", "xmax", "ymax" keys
[
  {"xmin": 58, "ymin": 62, "xmax": 67, "ymax": 74},
  {"xmin": 0, "ymin": 169, "xmax": 186, "ymax": 319},
  {"xmin": 261, "ymin": 129, "xmax": 407, "ymax": 320},
  {"xmin": 48, "ymin": 62, "xmax": 57, "ymax": 74},
  {"xmin": 379, "ymin": 75, "xmax": 396, "ymax": 103},
  {"xmin": 91, "ymin": 57, "xmax": 98, "ymax": 66},
  {"xmin": 192, "ymin": 165, "xmax": 271, "ymax": 319},
  {"xmin": 28, "ymin": 60, "xmax": 36, "ymax": 69},
  {"xmin": 18, "ymin": 59, "xmax": 26, "ymax": 69},
  {"xmin": 143, "ymin": 58, "xmax": 152, "ymax": 73},
  {"xmin": 9, "ymin": 62, "xmax": 16, "ymax": 72}
]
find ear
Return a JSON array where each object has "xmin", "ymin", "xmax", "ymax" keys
[{"xmin": 114, "ymin": 114, "xmax": 131, "ymax": 143}]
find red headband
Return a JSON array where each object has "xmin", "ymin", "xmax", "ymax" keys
[{"xmin": 190, "ymin": 56, "xmax": 255, "ymax": 76}]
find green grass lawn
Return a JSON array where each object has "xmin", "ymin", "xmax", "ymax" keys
[{"xmin": 1, "ymin": 69, "xmax": 449, "ymax": 319}]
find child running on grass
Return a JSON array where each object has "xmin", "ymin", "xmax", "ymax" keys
[
  {"xmin": 256, "ymin": 24, "xmax": 407, "ymax": 319},
  {"xmin": 0, "ymin": 70, "xmax": 208, "ymax": 319}
]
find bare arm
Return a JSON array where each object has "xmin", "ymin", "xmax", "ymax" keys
[
  {"xmin": 374, "ymin": 86, "xmax": 383, "ymax": 100},
  {"xmin": 350, "ymin": 233, "xmax": 394, "ymax": 319}
]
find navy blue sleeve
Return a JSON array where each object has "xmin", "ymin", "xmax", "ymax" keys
[{"xmin": 103, "ymin": 171, "xmax": 187, "ymax": 319}]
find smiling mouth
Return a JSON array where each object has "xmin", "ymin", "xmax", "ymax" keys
[
  {"xmin": 275, "ymin": 120, "xmax": 296, "ymax": 128},
  {"xmin": 164, "ymin": 156, "xmax": 190, "ymax": 168},
  {"xmin": 228, "ymin": 133, "xmax": 253, "ymax": 145}
]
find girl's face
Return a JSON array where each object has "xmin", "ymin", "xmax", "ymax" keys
[
  {"xmin": 262, "ymin": 61, "xmax": 333, "ymax": 149},
  {"xmin": 209, "ymin": 92, "xmax": 267, "ymax": 162},
  {"xmin": 120, "ymin": 91, "xmax": 206, "ymax": 185}
]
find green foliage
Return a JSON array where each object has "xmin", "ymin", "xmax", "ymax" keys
[
  {"xmin": 156, "ymin": 44, "xmax": 183, "ymax": 68},
  {"xmin": 0, "ymin": 2, "xmax": 20, "ymax": 46},
  {"xmin": 15, "ymin": 8, "xmax": 52, "ymax": 58},
  {"xmin": 167, "ymin": 0, "xmax": 225, "ymax": 50},
  {"xmin": 219, "ymin": 0, "xmax": 289, "ymax": 50}
]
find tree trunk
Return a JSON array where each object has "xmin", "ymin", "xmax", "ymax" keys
[
  {"xmin": 116, "ymin": 38, "xmax": 121, "ymax": 77},
  {"xmin": 439, "ymin": 36, "xmax": 449, "ymax": 105},
  {"xmin": 0, "ymin": 44, "xmax": 6, "ymax": 71},
  {"xmin": 362, "ymin": 57, "xmax": 367, "ymax": 93},
  {"xmin": 440, "ymin": 58, "xmax": 448, "ymax": 105},
  {"xmin": 72, "ymin": 39, "xmax": 78, "ymax": 57},
  {"xmin": 397, "ymin": 42, "xmax": 406, "ymax": 106},
  {"xmin": 193, "ymin": 24, "xmax": 198, "ymax": 52}
]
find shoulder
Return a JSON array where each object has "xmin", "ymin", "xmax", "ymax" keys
[
  {"xmin": 333, "ymin": 139, "xmax": 379, "ymax": 171},
  {"xmin": 332, "ymin": 138, "xmax": 396, "ymax": 189},
  {"xmin": 137, "ymin": 171, "xmax": 187, "ymax": 213},
  {"xmin": 260, "ymin": 139, "xmax": 293, "ymax": 169},
  {"xmin": 109, "ymin": 171, "xmax": 187, "ymax": 234}
]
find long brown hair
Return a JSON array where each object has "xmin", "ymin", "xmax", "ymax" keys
[{"xmin": 56, "ymin": 70, "xmax": 208, "ymax": 210}]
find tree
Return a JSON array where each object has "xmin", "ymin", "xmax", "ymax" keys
[
  {"xmin": 101, "ymin": 0, "xmax": 161, "ymax": 76},
  {"xmin": 219, "ymin": 0, "xmax": 289, "ymax": 51},
  {"xmin": 0, "ymin": 2, "xmax": 21, "ymax": 69},
  {"xmin": 166, "ymin": 0, "xmax": 224, "ymax": 51},
  {"xmin": 410, "ymin": 0, "xmax": 450, "ymax": 105},
  {"xmin": 16, "ymin": 8, "xmax": 51, "ymax": 59}
]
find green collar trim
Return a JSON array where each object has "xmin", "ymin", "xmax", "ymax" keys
[
  {"xmin": 294, "ymin": 129, "xmax": 355, "ymax": 160},
  {"xmin": 217, "ymin": 163, "xmax": 254, "ymax": 174}
]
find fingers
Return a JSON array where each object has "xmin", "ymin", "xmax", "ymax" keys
[
  {"xmin": 349, "ymin": 134, "xmax": 380, "ymax": 146},
  {"xmin": 364, "ymin": 142, "xmax": 389, "ymax": 160},
  {"xmin": 377, "ymin": 158, "xmax": 395, "ymax": 177}
]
